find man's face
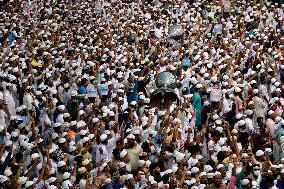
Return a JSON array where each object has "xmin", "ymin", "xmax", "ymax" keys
[
  {"xmin": 280, "ymin": 172, "xmax": 284, "ymax": 181},
  {"xmin": 219, "ymin": 167, "xmax": 227, "ymax": 177},
  {"xmin": 214, "ymin": 175, "xmax": 222, "ymax": 185},
  {"xmin": 154, "ymin": 166, "xmax": 160, "ymax": 174},
  {"xmin": 271, "ymin": 167, "xmax": 278, "ymax": 176},
  {"xmin": 200, "ymin": 175, "xmax": 207, "ymax": 184}
]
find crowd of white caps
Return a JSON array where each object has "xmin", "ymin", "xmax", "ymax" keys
[{"xmin": 0, "ymin": 0, "xmax": 284, "ymax": 188}]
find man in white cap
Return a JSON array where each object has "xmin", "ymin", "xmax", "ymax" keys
[
  {"xmin": 3, "ymin": 84, "xmax": 16, "ymax": 116},
  {"xmin": 126, "ymin": 134, "xmax": 142, "ymax": 171},
  {"xmin": 96, "ymin": 134, "xmax": 109, "ymax": 163}
]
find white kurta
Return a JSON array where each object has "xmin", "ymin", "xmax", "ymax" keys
[
  {"xmin": 23, "ymin": 92, "xmax": 34, "ymax": 110},
  {"xmin": 4, "ymin": 91, "xmax": 16, "ymax": 116},
  {"xmin": 0, "ymin": 109, "xmax": 7, "ymax": 127}
]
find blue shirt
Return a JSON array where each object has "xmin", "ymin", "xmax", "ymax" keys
[
  {"xmin": 78, "ymin": 86, "xmax": 87, "ymax": 94},
  {"xmin": 21, "ymin": 115, "xmax": 29, "ymax": 125},
  {"xmin": 275, "ymin": 127, "xmax": 284, "ymax": 138},
  {"xmin": 182, "ymin": 57, "xmax": 191, "ymax": 67},
  {"xmin": 276, "ymin": 179, "xmax": 284, "ymax": 189}
]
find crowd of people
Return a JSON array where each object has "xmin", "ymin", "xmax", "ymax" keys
[{"xmin": 0, "ymin": 0, "xmax": 284, "ymax": 188}]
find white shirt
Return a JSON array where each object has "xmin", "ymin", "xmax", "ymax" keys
[
  {"xmin": 266, "ymin": 118, "xmax": 276, "ymax": 135},
  {"xmin": 56, "ymin": 114, "xmax": 64, "ymax": 124},
  {"xmin": 79, "ymin": 179, "xmax": 86, "ymax": 189},
  {"xmin": 106, "ymin": 134, "xmax": 120, "ymax": 160},
  {"xmin": 0, "ymin": 91, "xmax": 3, "ymax": 100},
  {"xmin": 0, "ymin": 109, "xmax": 7, "ymax": 127},
  {"xmin": 96, "ymin": 144, "xmax": 108, "ymax": 163},
  {"xmin": 23, "ymin": 92, "xmax": 34, "ymax": 110}
]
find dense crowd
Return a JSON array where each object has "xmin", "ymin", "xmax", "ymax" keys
[{"xmin": 0, "ymin": 0, "xmax": 284, "ymax": 188}]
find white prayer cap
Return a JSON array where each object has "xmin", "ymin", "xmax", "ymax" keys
[
  {"xmin": 207, "ymin": 173, "xmax": 214, "ymax": 178},
  {"xmin": 16, "ymin": 107, "xmax": 22, "ymax": 113},
  {"xmin": 35, "ymin": 91, "xmax": 42, "ymax": 95},
  {"xmin": 234, "ymin": 87, "xmax": 241, "ymax": 93},
  {"xmin": 235, "ymin": 113, "xmax": 243, "ymax": 119},
  {"xmin": 212, "ymin": 114, "xmax": 219, "ymax": 120},
  {"xmin": 211, "ymin": 76, "xmax": 217, "ymax": 82},
  {"xmin": 88, "ymin": 134, "xmax": 95, "ymax": 140},
  {"xmin": 63, "ymin": 113, "xmax": 70, "ymax": 118},
  {"xmin": 133, "ymin": 130, "xmax": 140, "ymax": 135},
  {"xmin": 216, "ymin": 164, "xmax": 224, "ymax": 170},
  {"xmin": 256, "ymin": 150, "xmax": 264, "ymax": 157},
  {"xmin": 100, "ymin": 162, "xmax": 108, "ymax": 172},
  {"xmin": 265, "ymin": 148, "xmax": 272, "ymax": 154},
  {"xmin": 57, "ymin": 161, "xmax": 66, "ymax": 167},
  {"xmin": 191, "ymin": 167, "xmax": 199, "ymax": 174},
  {"xmin": 120, "ymin": 149, "xmax": 128, "ymax": 158},
  {"xmin": 275, "ymin": 88, "xmax": 281, "ymax": 93},
  {"xmin": 268, "ymin": 110, "xmax": 275, "ymax": 116},
  {"xmin": 204, "ymin": 73, "xmax": 210, "ymax": 78},
  {"xmin": 31, "ymin": 153, "xmax": 40, "ymax": 160},
  {"xmin": 127, "ymin": 134, "xmax": 135, "ymax": 140},
  {"xmin": 100, "ymin": 134, "xmax": 107, "ymax": 141},
  {"xmin": 108, "ymin": 111, "xmax": 115, "ymax": 117},
  {"xmin": 204, "ymin": 165, "xmax": 213, "ymax": 173},
  {"xmin": 18, "ymin": 176, "xmax": 27, "ymax": 185},
  {"xmin": 79, "ymin": 110, "xmax": 85, "ymax": 115},
  {"xmin": 58, "ymin": 138, "xmax": 66, "ymax": 144},
  {"xmin": 253, "ymin": 89, "xmax": 258, "ymax": 94},
  {"xmin": 221, "ymin": 146, "xmax": 229, "ymax": 152},
  {"xmin": 58, "ymin": 105, "xmax": 65, "ymax": 111},
  {"xmin": 48, "ymin": 177, "xmax": 57, "ymax": 184},
  {"xmin": 244, "ymin": 109, "xmax": 253, "ymax": 116},
  {"xmin": 119, "ymin": 162, "xmax": 126, "ymax": 168},
  {"xmin": 231, "ymin": 129, "xmax": 238, "ymax": 134},
  {"xmin": 214, "ymin": 171, "xmax": 222, "ymax": 176},
  {"xmin": 53, "ymin": 123, "xmax": 61, "ymax": 128},
  {"xmin": 79, "ymin": 130, "xmax": 87, "ymax": 136},
  {"xmin": 248, "ymin": 101, "xmax": 254, "ymax": 106},
  {"xmin": 69, "ymin": 146, "xmax": 76, "ymax": 152},
  {"xmin": 196, "ymin": 83, "xmax": 202, "ymax": 89},
  {"xmin": 71, "ymin": 91, "xmax": 78, "ymax": 96},
  {"xmin": 271, "ymin": 78, "xmax": 276, "ymax": 83},
  {"xmin": 139, "ymin": 95, "xmax": 145, "ymax": 100},
  {"xmin": 62, "ymin": 172, "xmax": 71, "ymax": 180},
  {"xmin": 241, "ymin": 179, "xmax": 250, "ymax": 186},
  {"xmin": 130, "ymin": 101, "xmax": 137, "ymax": 106},
  {"xmin": 25, "ymin": 181, "xmax": 34, "ymax": 187},
  {"xmin": 82, "ymin": 137, "xmax": 90, "ymax": 144},
  {"xmin": 138, "ymin": 160, "xmax": 146, "ymax": 167},
  {"xmin": 204, "ymin": 101, "xmax": 210, "ymax": 106},
  {"xmin": 125, "ymin": 174, "xmax": 134, "ymax": 180},
  {"xmin": 104, "ymin": 130, "xmax": 111, "ymax": 135},
  {"xmin": 92, "ymin": 117, "xmax": 99, "ymax": 123},
  {"xmin": 238, "ymin": 120, "xmax": 246, "ymax": 126}
]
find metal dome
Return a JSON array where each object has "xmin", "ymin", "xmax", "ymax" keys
[{"xmin": 155, "ymin": 71, "xmax": 176, "ymax": 89}]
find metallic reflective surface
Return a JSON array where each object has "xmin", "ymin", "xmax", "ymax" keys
[
  {"xmin": 168, "ymin": 24, "xmax": 183, "ymax": 38},
  {"xmin": 155, "ymin": 71, "xmax": 176, "ymax": 89}
]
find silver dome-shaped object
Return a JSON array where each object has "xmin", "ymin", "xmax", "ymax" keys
[
  {"xmin": 168, "ymin": 24, "xmax": 183, "ymax": 39},
  {"xmin": 155, "ymin": 71, "xmax": 176, "ymax": 89}
]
